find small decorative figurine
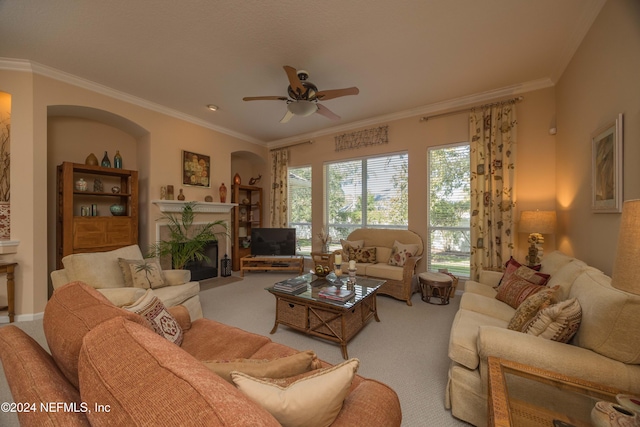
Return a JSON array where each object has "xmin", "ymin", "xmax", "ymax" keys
[
  {"xmin": 249, "ymin": 175, "xmax": 262, "ymax": 185},
  {"xmin": 93, "ymin": 178, "xmax": 103, "ymax": 192},
  {"xmin": 219, "ymin": 182, "xmax": 227, "ymax": 203}
]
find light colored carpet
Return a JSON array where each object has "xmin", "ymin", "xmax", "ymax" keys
[
  {"xmin": 0, "ymin": 273, "xmax": 469, "ymax": 427},
  {"xmin": 201, "ymin": 272, "xmax": 468, "ymax": 426}
]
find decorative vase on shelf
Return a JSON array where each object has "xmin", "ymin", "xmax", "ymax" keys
[
  {"xmin": 101, "ymin": 151, "xmax": 111, "ymax": 168},
  {"xmin": 177, "ymin": 189, "xmax": 185, "ymax": 201},
  {"xmin": 113, "ymin": 150, "xmax": 123, "ymax": 168},
  {"xmin": 75, "ymin": 178, "xmax": 88, "ymax": 192},
  {"xmin": 219, "ymin": 183, "xmax": 227, "ymax": 203},
  {"xmin": 234, "ymin": 173, "xmax": 241, "ymax": 185},
  {"xmin": 166, "ymin": 185, "xmax": 174, "ymax": 200},
  {"xmin": 85, "ymin": 153, "xmax": 99, "ymax": 166},
  {"xmin": 109, "ymin": 204, "xmax": 126, "ymax": 216}
]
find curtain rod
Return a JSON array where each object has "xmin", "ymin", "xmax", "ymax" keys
[
  {"xmin": 269, "ymin": 140, "xmax": 313, "ymax": 151},
  {"xmin": 419, "ymin": 96, "xmax": 523, "ymax": 122}
]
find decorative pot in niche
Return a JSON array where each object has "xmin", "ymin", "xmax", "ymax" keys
[{"xmin": 109, "ymin": 204, "xmax": 126, "ymax": 216}]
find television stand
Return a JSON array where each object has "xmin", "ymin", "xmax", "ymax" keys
[{"xmin": 240, "ymin": 255, "xmax": 305, "ymax": 277}]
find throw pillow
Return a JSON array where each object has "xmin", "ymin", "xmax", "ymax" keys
[
  {"xmin": 507, "ymin": 285, "xmax": 559, "ymax": 331},
  {"xmin": 388, "ymin": 240, "xmax": 419, "ymax": 267},
  {"xmin": 340, "ymin": 239, "xmax": 364, "ymax": 260},
  {"xmin": 497, "ymin": 257, "xmax": 549, "ymax": 289},
  {"xmin": 118, "ymin": 258, "xmax": 166, "ymax": 289},
  {"xmin": 349, "ymin": 246, "xmax": 377, "ymax": 263},
  {"xmin": 231, "ymin": 358, "xmax": 359, "ymax": 427},
  {"xmin": 523, "ymin": 298, "xmax": 582, "ymax": 343},
  {"xmin": 202, "ymin": 350, "xmax": 321, "ymax": 384},
  {"xmin": 122, "ymin": 289, "xmax": 183, "ymax": 346},
  {"xmin": 495, "ymin": 266, "xmax": 549, "ymax": 308}
]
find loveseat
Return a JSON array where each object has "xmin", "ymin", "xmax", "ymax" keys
[
  {"xmin": 50, "ymin": 244, "xmax": 203, "ymax": 320},
  {"xmin": 337, "ymin": 228, "xmax": 423, "ymax": 305},
  {"xmin": 0, "ymin": 281, "xmax": 401, "ymax": 426},
  {"xmin": 446, "ymin": 251, "xmax": 640, "ymax": 426}
]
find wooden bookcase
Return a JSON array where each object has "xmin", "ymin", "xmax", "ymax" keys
[
  {"xmin": 56, "ymin": 162, "xmax": 138, "ymax": 269},
  {"xmin": 231, "ymin": 184, "xmax": 262, "ymax": 270}
]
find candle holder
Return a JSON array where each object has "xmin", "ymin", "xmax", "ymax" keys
[
  {"xmin": 333, "ymin": 264, "xmax": 343, "ymax": 288},
  {"xmin": 348, "ymin": 268, "xmax": 357, "ymax": 280}
]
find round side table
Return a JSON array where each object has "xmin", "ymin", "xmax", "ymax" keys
[{"xmin": 418, "ymin": 272, "xmax": 455, "ymax": 305}]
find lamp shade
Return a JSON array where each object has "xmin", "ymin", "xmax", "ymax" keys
[
  {"xmin": 519, "ymin": 210, "xmax": 557, "ymax": 234},
  {"xmin": 611, "ymin": 199, "xmax": 640, "ymax": 295}
]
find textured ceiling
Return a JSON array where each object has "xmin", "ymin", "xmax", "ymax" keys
[{"xmin": 0, "ymin": 0, "xmax": 605, "ymax": 145}]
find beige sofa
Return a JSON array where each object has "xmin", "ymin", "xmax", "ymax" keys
[
  {"xmin": 51, "ymin": 244, "xmax": 203, "ymax": 320},
  {"xmin": 337, "ymin": 228, "xmax": 423, "ymax": 306},
  {"xmin": 446, "ymin": 251, "xmax": 640, "ymax": 426}
]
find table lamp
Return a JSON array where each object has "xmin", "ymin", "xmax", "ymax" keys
[
  {"xmin": 611, "ymin": 199, "xmax": 640, "ymax": 295},
  {"xmin": 519, "ymin": 210, "xmax": 557, "ymax": 266}
]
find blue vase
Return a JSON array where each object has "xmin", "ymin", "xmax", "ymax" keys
[{"xmin": 101, "ymin": 151, "xmax": 111, "ymax": 168}]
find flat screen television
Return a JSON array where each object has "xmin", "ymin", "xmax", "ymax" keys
[{"xmin": 251, "ymin": 228, "xmax": 296, "ymax": 256}]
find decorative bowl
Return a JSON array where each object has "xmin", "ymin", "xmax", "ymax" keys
[{"xmin": 109, "ymin": 204, "xmax": 127, "ymax": 216}]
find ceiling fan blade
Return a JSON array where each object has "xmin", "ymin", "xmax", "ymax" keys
[
  {"xmin": 283, "ymin": 65, "xmax": 305, "ymax": 94},
  {"xmin": 243, "ymin": 96, "xmax": 288, "ymax": 101},
  {"xmin": 280, "ymin": 110, "xmax": 295, "ymax": 123},
  {"xmin": 315, "ymin": 87, "xmax": 360, "ymax": 101},
  {"xmin": 316, "ymin": 104, "xmax": 341, "ymax": 120}
]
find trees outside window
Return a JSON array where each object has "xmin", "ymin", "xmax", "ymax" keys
[
  {"xmin": 326, "ymin": 153, "xmax": 408, "ymax": 248},
  {"xmin": 288, "ymin": 166, "xmax": 312, "ymax": 254},
  {"xmin": 427, "ymin": 143, "xmax": 471, "ymax": 277}
]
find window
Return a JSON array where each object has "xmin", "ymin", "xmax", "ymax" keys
[
  {"xmin": 326, "ymin": 153, "xmax": 408, "ymax": 248},
  {"xmin": 427, "ymin": 144, "xmax": 471, "ymax": 277},
  {"xmin": 288, "ymin": 166, "xmax": 312, "ymax": 255}
]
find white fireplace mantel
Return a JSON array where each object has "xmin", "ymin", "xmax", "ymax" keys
[{"xmin": 151, "ymin": 200, "xmax": 237, "ymax": 213}]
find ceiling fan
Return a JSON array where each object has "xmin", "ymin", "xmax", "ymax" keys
[{"xmin": 243, "ymin": 65, "xmax": 359, "ymax": 123}]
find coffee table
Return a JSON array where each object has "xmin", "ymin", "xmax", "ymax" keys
[
  {"xmin": 266, "ymin": 273, "xmax": 384, "ymax": 359},
  {"xmin": 488, "ymin": 357, "xmax": 627, "ymax": 427}
]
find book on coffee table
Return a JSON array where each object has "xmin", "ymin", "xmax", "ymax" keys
[
  {"xmin": 318, "ymin": 286, "xmax": 355, "ymax": 302},
  {"xmin": 273, "ymin": 277, "xmax": 308, "ymax": 294}
]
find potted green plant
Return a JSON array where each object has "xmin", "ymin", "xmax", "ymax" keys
[{"xmin": 148, "ymin": 202, "xmax": 228, "ymax": 270}]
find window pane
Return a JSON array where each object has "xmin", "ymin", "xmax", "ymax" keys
[
  {"xmin": 326, "ymin": 154, "xmax": 408, "ymax": 248},
  {"xmin": 427, "ymin": 144, "xmax": 470, "ymax": 278},
  {"xmin": 288, "ymin": 166, "xmax": 311, "ymax": 255}
]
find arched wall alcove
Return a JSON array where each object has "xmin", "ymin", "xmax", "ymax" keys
[
  {"xmin": 46, "ymin": 105, "xmax": 150, "ymax": 296},
  {"xmin": 231, "ymin": 150, "xmax": 269, "ymax": 225}
]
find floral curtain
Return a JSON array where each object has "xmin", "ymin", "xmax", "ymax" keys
[
  {"xmin": 270, "ymin": 149, "xmax": 289, "ymax": 228},
  {"xmin": 469, "ymin": 103, "xmax": 517, "ymax": 279}
]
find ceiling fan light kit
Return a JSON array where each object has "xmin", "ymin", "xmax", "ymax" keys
[
  {"xmin": 207, "ymin": 104, "xmax": 218, "ymax": 111},
  {"xmin": 287, "ymin": 100, "xmax": 317, "ymax": 117},
  {"xmin": 243, "ymin": 65, "xmax": 359, "ymax": 123}
]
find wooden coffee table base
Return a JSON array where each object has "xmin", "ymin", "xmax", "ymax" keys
[{"xmin": 269, "ymin": 289, "xmax": 380, "ymax": 359}]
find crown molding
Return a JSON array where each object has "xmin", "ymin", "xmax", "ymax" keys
[
  {"xmin": 266, "ymin": 77, "xmax": 554, "ymax": 148},
  {"xmin": 0, "ymin": 57, "xmax": 264, "ymax": 146}
]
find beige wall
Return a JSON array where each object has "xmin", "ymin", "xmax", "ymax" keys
[
  {"xmin": 555, "ymin": 0, "xmax": 640, "ymax": 274},
  {"xmin": 0, "ymin": 68, "xmax": 267, "ymax": 318},
  {"xmin": 286, "ymin": 86, "xmax": 558, "ymax": 273}
]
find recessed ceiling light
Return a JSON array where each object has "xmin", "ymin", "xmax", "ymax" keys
[{"xmin": 207, "ymin": 104, "xmax": 218, "ymax": 111}]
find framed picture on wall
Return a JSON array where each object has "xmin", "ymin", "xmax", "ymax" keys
[
  {"xmin": 591, "ymin": 113, "xmax": 623, "ymax": 213},
  {"xmin": 182, "ymin": 150, "xmax": 211, "ymax": 188}
]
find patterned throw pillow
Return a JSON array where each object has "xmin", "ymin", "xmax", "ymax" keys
[
  {"xmin": 497, "ymin": 257, "xmax": 549, "ymax": 290},
  {"xmin": 388, "ymin": 241, "xmax": 419, "ymax": 267},
  {"xmin": 523, "ymin": 298, "xmax": 582, "ymax": 343},
  {"xmin": 349, "ymin": 247, "xmax": 377, "ymax": 263},
  {"xmin": 507, "ymin": 285, "xmax": 558, "ymax": 331},
  {"xmin": 340, "ymin": 239, "xmax": 364, "ymax": 260},
  {"xmin": 118, "ymin": 258, "xmax": 166, "ymax": 289},
  {"xmin": 122, "ymin": 289, "xmax": 183, "ymax": 346},
  {"xmin": 495, "ymin": 266, "xmax": 549, "ymax": 308}
]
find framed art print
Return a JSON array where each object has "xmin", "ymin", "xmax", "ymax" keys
[
  {"xmin": 591, "ymin": 113, "xmax": 623, "ymax": 213},
  {"xmin": 182, "ymin": 150, "xmax": 210, "ymax": 188}
]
